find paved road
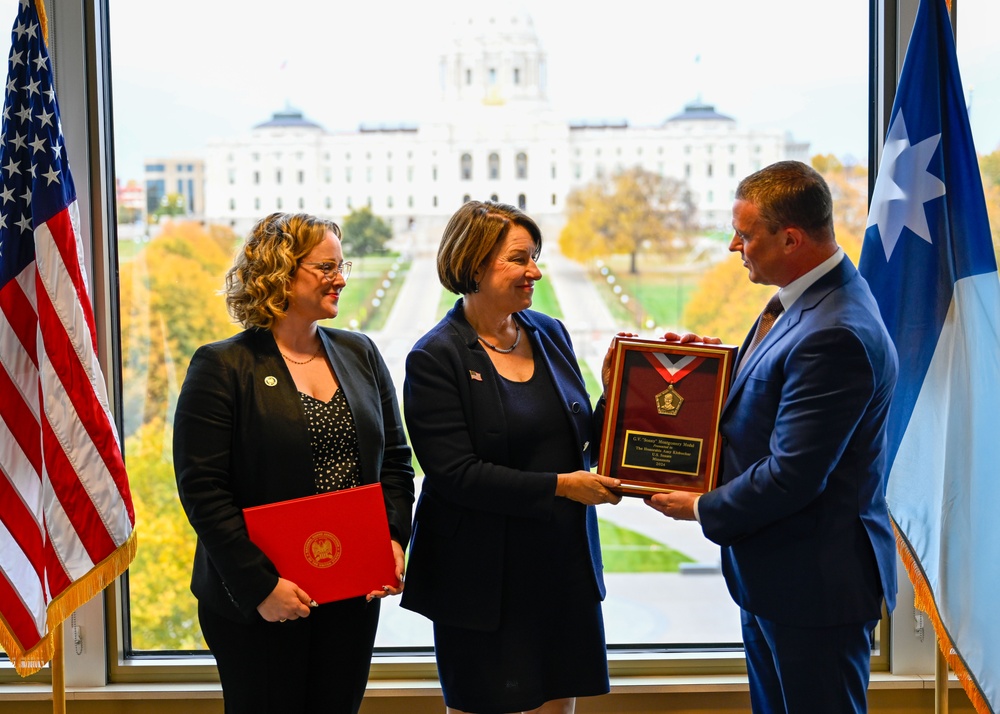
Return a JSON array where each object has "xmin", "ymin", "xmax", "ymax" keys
[
  {"xmin": 369, "ymin": 245, "xmax": 628, "ymax": 386},
  {"xmin": 369, "ymin": 254, "xmax": 443, "ymax": 391},
  {"xmin": 540, "ymin": 247, "xmax": 622, "ymax": 380}
]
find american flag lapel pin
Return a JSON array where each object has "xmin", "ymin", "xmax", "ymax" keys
[{"xmin": 469, "ymin": 370, "xmax": 482, "ymax": 382}]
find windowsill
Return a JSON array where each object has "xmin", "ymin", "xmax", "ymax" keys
[{"xmin": 0, "ymin": 672, "xmax": 968, "ymax": 701}]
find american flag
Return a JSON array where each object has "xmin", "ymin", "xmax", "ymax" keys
[{"xmin": 0, "ymin": 0, "xmax": 135, "ymax": 676}]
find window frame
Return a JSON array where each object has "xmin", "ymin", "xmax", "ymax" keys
[{"xmin": 0, "ymin": 0, "xmax": 944, "ymax": 691}]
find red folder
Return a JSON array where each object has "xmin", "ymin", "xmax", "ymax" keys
[{"xmin": 243, "ymin": 483, "xmax": 398, "ymax": 604}]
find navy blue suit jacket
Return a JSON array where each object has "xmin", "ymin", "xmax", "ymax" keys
[
  {"xmin": 174, "ymin": 327, "xmax": 414, "ymax": 622},
  {"xmin": 698, "ymin": 257, "xmax": 898, "ymax": 627},
  {"xmin": 400, "ymin": 302, "xmax": 606, "ymax": 631}
]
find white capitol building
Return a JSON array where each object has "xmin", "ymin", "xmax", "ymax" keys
[{"xmin": 199, "ymin": 11, "xmax": 808, "ymax": 249}]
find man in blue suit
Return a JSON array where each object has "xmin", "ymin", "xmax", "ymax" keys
[{"xmin": 647, "ymin": 161, "xmax": 898, "ymax": 714}]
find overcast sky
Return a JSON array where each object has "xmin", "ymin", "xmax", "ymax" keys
[{"xmin": 4, "ymin": 0, "xmax": 1000, "ymax": 181}]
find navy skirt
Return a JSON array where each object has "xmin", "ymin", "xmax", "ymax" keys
[{"xmin": 433, "ymin": 499, "xmax": 610, "ymax": 714}]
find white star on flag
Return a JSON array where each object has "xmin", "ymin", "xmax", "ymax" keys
[
  {"xmin": 866, "ymin": 111, "xmax": 946, "ymax": 261},
  {"xmin": 36, "ymin": 105, "xmax": 52, "ymax": 127}
]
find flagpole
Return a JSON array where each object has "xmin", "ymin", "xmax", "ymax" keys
[
  {"xmin": 934, "ymin": 641, "xmax": 948, "ymax": 714},
  {"xmin": 52, "ymin": 623, "xmax": 66, "ymax": 714}
]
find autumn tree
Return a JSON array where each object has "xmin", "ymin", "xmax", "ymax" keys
[
  {"xmin": 125, "ymin": 418, "xmax": 205, "ymax": 650},
  {"xmin": 813, "ymin": 154, "xmax": 868, "ymax": 254},
  {"xmin": 152, "ymin": 192, "xmax": 187, "ymax": 221},
  {"xmin": 682, "ymin": 156, "xmax": 868, "ymax": 343},
  {"xmin": 979, "ymin": 148, "xmax": 1000, "ymax": 262},
  {"xmin": 560, "ymin": 167, "xmax": 696, "ymax": 273},
  {"xmin": 682, "ymin": 258, "xmax": 773, "ymax": 344},
  {"xmin": 560, "ymin": 183, "xmax": 613, "ymax": 265},
  {"xmin": 207, "ymin": 222, "xmax": 242, "ymax": 259},
  {"xmin": 119, "ymin": 221, "xmax": 239, "ymax": 435},
  {"xmin": 980, "ymin": 148, "xmax": 1000, "ymax": 187},
  {"xmin": 341, "ymin": 206, "xmax": 393, "ymax": 258},
  {"xmin": 119, "ymin": 221, "xmax": 243, "ymax": 649},
  {"xmin": 985, "ymin": 181, "xmax": 1000, "ymax": 263}
]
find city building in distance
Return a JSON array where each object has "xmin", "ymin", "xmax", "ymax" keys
[{"xmin": 159, "ymin": 10, "xmax": 808, "ymax": 249}]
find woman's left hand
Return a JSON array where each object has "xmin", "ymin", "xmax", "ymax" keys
[
  {"xmin": 556, "ymin": 471, "xmax": 622, "ymax": 506},
  {"xmin": 366, "ymin": 540, "xmax": 406, "ymax": 601}
]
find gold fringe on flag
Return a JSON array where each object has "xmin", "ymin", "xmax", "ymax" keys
[
  {"xmin": 893, "ymin": 520, "xmax": 990, "ymax": 714},
  {"xmin": 33, "ymin": 0, "xmax": 47, "ymax": 45},
  {"xmin": 0, "ymin": 530, "xmax": 137, "ymax": 677}
]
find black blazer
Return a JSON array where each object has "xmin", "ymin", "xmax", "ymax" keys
[
  {"xmin": 173, "ymin": 327, "xmax": 414, "ymax": 621},
  {"xmin": 400, "ymin": 301, "xmax": 606, "ymax": 630}
]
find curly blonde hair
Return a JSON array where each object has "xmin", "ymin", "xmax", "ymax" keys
[{"xmin": 225, "ymin": 212, "xmax": 342, "ymax": 329}]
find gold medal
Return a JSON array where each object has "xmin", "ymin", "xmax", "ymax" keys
[
  {"xmin": 655, "ymin": 383, "xmax": 684, "ymax": 416},
  {"xmin": 644, "ymin": 351, "xmax": 703, "ymax": 417}
]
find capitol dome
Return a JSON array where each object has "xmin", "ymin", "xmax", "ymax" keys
[{"xmin": 439, "ymin": 6, "xmax": 548, "ymax": 107}]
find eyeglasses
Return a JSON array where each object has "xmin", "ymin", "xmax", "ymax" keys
[{"xmin": 302, "ymin": 261, "xmax": 352, "ymax": 281}]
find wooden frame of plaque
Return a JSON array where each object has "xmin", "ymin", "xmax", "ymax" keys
[{"xmin": 598, "ymin": 338, "xmax": 738, "ymax": 497}]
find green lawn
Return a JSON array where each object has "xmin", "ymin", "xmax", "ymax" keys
[
  {"xmin": 437, "ymin": 288, "xmax": 458, "ymax": 320},
  {"xmin": 580, "ymin": 360, "xmax": 602, "ymax": 409},
  {"xmin": 598, "ymin": 519, "xmax": 694, "ymax": 572},
  {"xmin": 331, "ymin": 255, "xmax": 409, "ymax": 330},
  {"xmin": 116, "ymin": 236, "xmax": 146, "ymax": 261},
  {"xmin": 620, "ymin": 277, "xmax": 698, "ymax": 329},
  {"xmin": 529, "ymin": 265, "xmax": 562, "ymax": 318},
  {"xmin": 592, "ymin": 255, "xmax": 704, "ymax": 331}
]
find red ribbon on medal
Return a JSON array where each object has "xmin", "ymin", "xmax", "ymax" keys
[
  {"xmin": 643, "ymin": 352, "xmax": 705, "ymax": 384},
  {"xmin": 644, "ymin": 352, "xmax": 705, "ymax": 415}
]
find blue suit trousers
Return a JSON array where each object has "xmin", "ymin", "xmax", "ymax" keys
[{"xmin": 741, "ymin": 608, "xmax": 879, "ymax": 714}]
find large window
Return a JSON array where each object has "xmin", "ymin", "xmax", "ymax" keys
[
  {"xmin": 3, "ymin": 0, "xmax": 995, "ymax": 694},
  {"xmin": 106, "ymin": 0, "xmax": 873, "ymax": 659}
]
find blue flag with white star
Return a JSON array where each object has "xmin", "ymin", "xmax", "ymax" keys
[{"xmin": 859, "ymin": 0, "xmax": 1000, "ymax": 709}]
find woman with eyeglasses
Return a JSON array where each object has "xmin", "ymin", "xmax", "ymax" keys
[{"xmin": 173, "ymin": 212, "xmax": 414, "ymax": 713}]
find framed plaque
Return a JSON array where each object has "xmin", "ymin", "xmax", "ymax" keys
[{"xmin": 598, "ymin": 337, "xmax": 738, "ymax": 497}]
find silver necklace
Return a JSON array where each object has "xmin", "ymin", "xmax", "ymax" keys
[
  {"xmin": 280, "ymin": 347, "xmax": 321, "ymax": 365},
  {"xmin": 478, "ymin": 322, "xmax": 521, "ymax": 354}
]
